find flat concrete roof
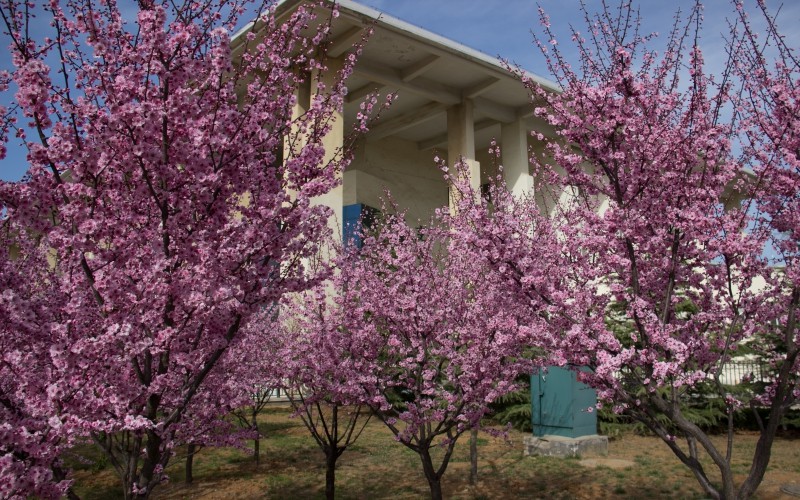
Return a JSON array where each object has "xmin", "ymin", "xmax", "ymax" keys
[{"xmin": 232, "ymin": 0, "xmax": 559, "ymax": 149}]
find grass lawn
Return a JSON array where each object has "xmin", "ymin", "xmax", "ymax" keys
[{"xmin": 70, "ymin": 405, "xmax": 800, "ymax": 499}]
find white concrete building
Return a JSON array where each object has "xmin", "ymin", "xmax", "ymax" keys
[{"xmin": 234, "ymin": 0, "xmax": 560, "ymax": 239}]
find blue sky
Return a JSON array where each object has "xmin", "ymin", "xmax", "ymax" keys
[
  {"xmin": 1, "ymin": 0, "xmax": 798, "ymax": 181},
  {"xmin": 358, "ymin": 0, "xmax": 799, "ymax": 79}
]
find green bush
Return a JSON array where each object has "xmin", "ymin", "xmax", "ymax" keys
[{"xmin": 490, "ymin": 375, "xmax": 532, "ymax": 432}]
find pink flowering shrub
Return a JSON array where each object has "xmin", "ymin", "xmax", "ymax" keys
[
  {"xmin": 330, "ymin": 194, "xmax": 540, "ymax": 500},
  {"xmin": 466, "ymin": 3, "xmax": 800, "ymax": 499},
  {"xmin": 0, "ymin": 0, "xmax": 360, "ymax": 497}
]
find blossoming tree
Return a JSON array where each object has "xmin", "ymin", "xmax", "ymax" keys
[
  {"xmin": 471, "ymin": 2, "xmax": 798, "ymax": 499},
  {"xmin": 0, "ymin": 0, "xmax": 357, "ymax": 496},
  {"xmin": 336, "ymin": 197, "xmax": 544, "ymax": 500},
  {"xmin": 274, "ymin": 283, "xmax": 373, "ymax": 500},
  {"xmin": 729, "ymin": 1, "xmax": 800, "ymax": 494},
  {"xmin": 0, "ymin": 241, "xmax": 77, "ymax": 499}
]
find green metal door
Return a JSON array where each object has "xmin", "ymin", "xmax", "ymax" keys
[{"xmin": 531, "ymin": 366, "xmax": 598, "ymax": 438}]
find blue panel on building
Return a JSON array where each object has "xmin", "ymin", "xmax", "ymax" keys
[
  {"xmin": 343, "ymin": 203, "xmax": 364, "ymax": 248},
  {"xmin": 343, "ymin": 203, "xmax": 380, "ymax": 248}
]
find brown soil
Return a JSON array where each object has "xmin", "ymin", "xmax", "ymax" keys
[{"xmin": 71, "ymin": 406, "xmax": 800, "ymax": 499}]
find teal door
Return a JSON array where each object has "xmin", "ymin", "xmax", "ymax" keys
[{"xmin": 531, "ymin": 366, "xmax": 597, "ymax": 438}]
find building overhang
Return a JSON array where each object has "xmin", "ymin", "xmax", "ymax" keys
[{"xmin": 232, "ymin": 0, "xmax": 559, "ymax": 153}]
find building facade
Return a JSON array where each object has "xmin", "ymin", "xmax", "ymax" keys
[{"xmin": 234, "ymin": 0, "xmax": 560, "ymax": 236}]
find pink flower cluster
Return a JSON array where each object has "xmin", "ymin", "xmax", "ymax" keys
[{"xmin": 0, "ymin": 0, "xmax": 358, "ymax": 496}]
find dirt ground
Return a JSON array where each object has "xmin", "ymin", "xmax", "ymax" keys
[{"xmin": 72, "ymin": 406, "xmax": 800, "ymax": 499}]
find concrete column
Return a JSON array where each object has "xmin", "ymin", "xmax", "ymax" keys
[
  {"xmin": 311, "ymin": 58, "xmax": 345, "ymax": 242},
  {"xmin": 283, "ymin": 72, "xmax": 311, "ymax": 161},
  {"xmin": 447, "ymin": 100, "xmax": 480, "ymax": 208},
  {"xmin": 501, "ymin": 119, "xmax": 533, "ymax": 198}
]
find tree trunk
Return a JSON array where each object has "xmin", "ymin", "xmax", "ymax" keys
[
  {"xmin": 419, "ymin": 448, "xmax": 443, "ymax": 500},
  {"xmin": 186, "ymin": 443, "xmax": 195, "ymax": 485},
  {"xmin": 118, "ymin": 435, "xmax": 142, "ymax": 500},
  {"xmin": 737, "ymin": 405, "xmax": 788, "ymax": 498},
  {"xmin": 325, "ymin": 450, "xmax": 337, "ymax": 500},
  {"xmin": 252, "ymin": 408, "xmax": 260, "ymax": 466},
  {"xmin": 253, "ymin": 434, "xmax": 260, "ymax": 466},
  {"xmin": 130, "ymin": 430, "xmax": 162, "ymax": 499},
  {"xmin": 426, "ymin": 476, "xmax": 443, "ymax": 500},
  {"xmin": 469, "ymin": 428, "xmax": 478, "ymax": 485}
]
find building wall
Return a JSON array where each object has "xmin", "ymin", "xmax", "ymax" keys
[
  {"xmin": 345, "ymin": 137, "xmax": 449, "ymax": 223},
  {"xmin": 342, "ymin": 125, "xmax": 584, "ymax": 226}
]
